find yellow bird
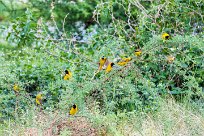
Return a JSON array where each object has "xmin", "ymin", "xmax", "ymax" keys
[
  {"xmin": 69, "ymin": 104, "xmax": 78, "ymax": 115},
  {"xmin": 162, "ymin": 33, "xmax": 170, "ymax": 40},
  {"xmin": 105, "ymin": 62, "xmax": 115, "ymax": 73},
  {"xmin": 99, "ymin": 56, "xmax": 107, "ymax": 70},
  {"xmin": 36, "ymin": 93, "xmax": 42, "ymax": 105},
  {"xmin": 13, "ymin": 83, "xmax": 19, "ymax": 93},
  {"xmin": 135, "ymin": 49, "xmax": 142, "ymax": 57},
  {"xmin": 64, "ymin": 70, "xmax": 72, "ymax": 80},
  {"xmin": 117, "ymin": 57, "xmax": 132, "ymax": 66},
  {"xmin": 167, "ymin": 56, "xmax": 175, "ymax": 63}
]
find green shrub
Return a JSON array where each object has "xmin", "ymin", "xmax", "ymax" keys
[{"xmin": 1, "ymin": 0, "xmax": 203, "ymax": 119}]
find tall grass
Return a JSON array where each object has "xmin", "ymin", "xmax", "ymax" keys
[
  {"xmin": 1, "ymin": 98, "xmax": 203, "ymax": 136},
  {"xmin": 90, "ymin": 98, "xmax": 204, "ymax": 136}
]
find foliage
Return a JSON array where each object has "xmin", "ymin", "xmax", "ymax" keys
[
  {"xmin": 1, "ymin": 32, "xmax": 203, "ymax": 118},
  {"xmin": 0, "ymin": 0, "xmax": 203, "ymax": 134}
]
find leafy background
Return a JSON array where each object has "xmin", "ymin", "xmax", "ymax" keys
[{"xmin": 0, "ymin": 0, "xmax": 203, "ymax": 135}]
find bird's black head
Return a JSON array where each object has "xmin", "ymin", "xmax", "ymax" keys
[
  {"xmin": 111, "ymin": 63, "xmax": 115, "ymax": 66},
  {"xmin": 165, "ymin": 35, "xmax": 170, "ymax": 40},
  {"xmin": 65, "ymin": 70, "xmax": 69, "ymax": 74},
  {"xmin": 73, "ymin": 104, "xmax": 76, "ymax": 109}
]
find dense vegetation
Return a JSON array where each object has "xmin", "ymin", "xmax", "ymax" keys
[{"xmin": 0, "ymin": 0, "xmax": 203, "ymax": 135}]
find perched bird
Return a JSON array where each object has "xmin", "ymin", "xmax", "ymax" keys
[
  {"xmin": 162, "ymin": 33, "xmax": 170, "ymax": 40},
  {"xmin": 167, "ymin": 56, "xmax": 175, "ymax": 63},
  {"xmin": 135, "ymin": 49, "xmax": 142, "ymax": 57},
  {"xmin": 69, "ymin": 104, "xmax": 78, "ymax": 115},
  {"xmin": 117, "ymin": 57, "xmax": 132, "ymax": 66},
  {"xmin": 13, "ymin": 83, "xmax": 19, "ymax": 93},
  {"xmin": 105, "ymin": 62, "xmax": 115, "ymax": 73},
  {"xmin": 64, "ymin": 70, "xmax": 72, "ymax": 80},
  {"xmin": 36, "ymin": 93, "xmax": 42, "ymax": 105},
  {"xmin": 99, "ymin": 56, "xmax": 107, "ymax": 70}
]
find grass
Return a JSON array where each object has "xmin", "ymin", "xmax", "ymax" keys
[
  {"xmin": 90, "ymin": 98, "xmax": 204, "ymax": 136},
  {"xmin": 1, "ymin": 98, "xmax": 203, "ymax": 136}
]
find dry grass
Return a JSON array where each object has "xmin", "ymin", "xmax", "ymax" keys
[
  {"xmin": 92, "ymin": 99, "xmax": 204, "ymax": 136},
  {"xmin": 1, "ymin": 99, "xmax": 204, "ymax": 136}
]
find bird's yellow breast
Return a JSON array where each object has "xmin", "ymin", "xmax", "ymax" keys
[
  {"xmin": 36, "ymin": 94, "xmax": 42, "ymax": 105},
  {"xmin": 135, "ymin": 50, "xmax": 142, "ymax": 56},
  {"xmin": 162, "ymin": 33, "xmax": 170, "ymax": 40},
  {"xmin": 118, "ymin": 57, "xmax": 132, "ymax": 66},
  {"xmin": 13, "ymin": 84, "xmax": 19, "ymax": 92},
  {"xmin": 64, "ymin": 71, "xmax": 72, "ymax": 80},
  {"xmin": 105, "ymin": 63, "xmax": 114, "ymax": 73},
  {"xmin": 99, "ymin": 57, "xmax": 107, "ymax": 70},
  {"xmin": 69, "ymin": 107, "xmax": 78, "ymax": 115}
]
